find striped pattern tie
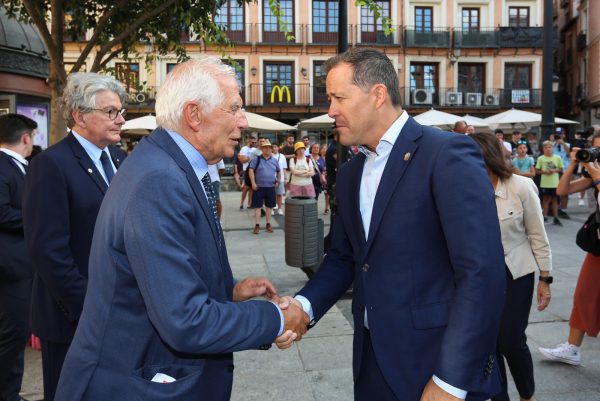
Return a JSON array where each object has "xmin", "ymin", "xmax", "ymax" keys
[{"xmin": 201, "ymin": 172, "xmax": 223, "ymax": 247}]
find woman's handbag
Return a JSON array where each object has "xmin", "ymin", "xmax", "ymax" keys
[{"xmin": 576, "ymin": 209, "xmax": 600, "ymax": 256}]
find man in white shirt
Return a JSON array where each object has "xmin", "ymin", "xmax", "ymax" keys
[{"xmin": 238, "ymin": 135, "xmax": 258, "ymax": 209}]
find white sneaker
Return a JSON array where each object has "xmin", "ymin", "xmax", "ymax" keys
[
  {"xmin": 277, "ymin": 209, "xmax": 283, "ymax": 216},
  {"xmin": 539, "ymin": 342, "xmax": 582, "ymax": 366},
  {"xmin": 271, "ymin": 210, "xmax": 274, "ymax": 216},
  {"xmin": 579, "ymin": 199, "xmax": 585, "ymax": 207}
]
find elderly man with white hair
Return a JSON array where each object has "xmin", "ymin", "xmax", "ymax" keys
[{"xmin": 54, "ymin": 58, "xmax": 309, "ymax": 401}]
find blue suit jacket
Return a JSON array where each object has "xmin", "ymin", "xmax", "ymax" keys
[
  {"xmin": 298, "ymin": 117, "xmax": 506, "ymax": 401},
  {"xmin": 22, "ymin": 133, "xmax": 126, "ymax": 342},
  {"xmin": 55, "ymin": 129, "xmax": 280, "ymax": 401}
]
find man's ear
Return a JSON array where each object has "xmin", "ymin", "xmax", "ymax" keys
[
  {"xmin": 372, "ymin": 84, "xmax": 388, "ymax": 108},
  {"xmin": 72, "ymin": 109, "xmax": 86, "ymax": 128},
  {"xmin": 183, "ymin": 102, "xmax": 202, "ymax": 130}
]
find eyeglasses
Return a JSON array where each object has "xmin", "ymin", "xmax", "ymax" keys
[
  {"xmin": 219, "ymin": 104, "xmax": 245, "ymax": 116},
  {"xmin": 87, "ymin": 108, "xmax": 127, "ymax": 120}
]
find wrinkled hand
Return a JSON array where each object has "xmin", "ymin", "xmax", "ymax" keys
[
  {"xmin": 420, "ymin": 379, "xmax": 462, "ymax": 401},
  {"xmin": 537, "ymin": 281, "xmax": 551, "ymax": 311},
  {"xmin": 233, "ymin": 277, "xmax": 277, "ymax": 302},
  {"xmin": 279, "ymin": 296, "xmax": 309, "ymax": 342}
]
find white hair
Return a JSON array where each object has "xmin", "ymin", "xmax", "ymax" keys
[
  {"xmin": 61, "ymin": 72, "xmax": 127, "ymax": 128},
  {"xmin": 155, "ymin": 57, "xmax": 237, "ymax": 130}
]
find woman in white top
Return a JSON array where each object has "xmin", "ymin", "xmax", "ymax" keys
[
  {"xmin": 288, "ymin": 141, "xmax": 315, "ymax": 198},
  {"xmin": 470, "ymin": 132, "xmax": 552, "ymax": 401}
]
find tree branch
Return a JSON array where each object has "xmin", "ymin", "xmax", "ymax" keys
[{"xmin": 98, "ymin": 46, "xmax": 124, "ymax": 71}]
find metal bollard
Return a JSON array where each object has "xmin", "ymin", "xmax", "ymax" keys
[{"xmin": 284, "ymin": 196, "xmax": 323, "ymax": 271}]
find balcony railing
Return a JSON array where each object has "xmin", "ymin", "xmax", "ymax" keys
[
  {"xmin": 402, "ymin": 87, "xmax": 542, "ymax": 109},
  {"xmin": 356, "ymin": 25, "xmax": 401, "ymax": 45},
  {"xmin": 304, "ymin": 24, "xmax": 339, "ymax": 44},
  {"xmin": 454, "ymin": 28, "xmax": 498, "ymax": 48},
  {"xmin": 497, "ymin": 27, "xmax": 543, "ymax": 48},
  {"xmin": 245, "ymin": 83, "xmax": 313, "ymax": 107},
  {"xmin": 404, "ymin": 27, "xmax": 450, "ymax": 48},
  {"xmin": 251, "ymin": 23, "xmax": 302, "ymax": 44}
]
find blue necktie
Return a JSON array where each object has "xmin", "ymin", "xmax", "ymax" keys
[
  {"xmin": 201, "ymin": 172, "xmax": 222, "ymax": 247},
  {"xmin": 100, "ymin": 151, "xmax": 114, "ymax": 184}
]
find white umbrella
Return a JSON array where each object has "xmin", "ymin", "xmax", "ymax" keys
[
  {"xmin": 555, "ymin": 116, "xmax": 580, "ymax": 125},
  {"xmin": 121, "ymin": 115, "xmax": 156, "ymax": 135},
  {"xmin": 297, "ymin": 114, "xmax": 335, "ymax": 130},
  {"xmin": 244, "ymin": 111, "xmax": 295, "ymax": 132},
  {"xmin": 413, "ymin": 108, "xmax": 464, "ymax": 128},
  {"xmin": 462, "ymin": 114, "xmax": 489, "ymax": 127},
  {"xmin": 485, "ymin": 108, "xmax": 580, "ymax": 131}
]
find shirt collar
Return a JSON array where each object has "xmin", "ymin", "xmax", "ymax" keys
[
  {"xmin": 71, "ymin": 130, "xmax": 108, "ymax": 161},
  {"xmin": 358, "ymin": 110, "xmax": 409, "ymax": 156},
  {"xmin": 0, "ymin": 148, "xmax": 28, "ymax": 165},
  {"xmin": 495, "ymin": 178, "xmax": 508, "ymax": 200},
  {"xmin": 165, "ymin": 129, "xmax": 208, "ymax": 177}
]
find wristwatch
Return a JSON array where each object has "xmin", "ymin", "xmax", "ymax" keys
[{"xmin": 539, "ymin": 275, "xmax": 553, "ymax": 284}]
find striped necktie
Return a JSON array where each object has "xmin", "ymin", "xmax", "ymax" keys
[{"xmin": 201, "ymin": 172, "xmax": 223, "ymax": 247}]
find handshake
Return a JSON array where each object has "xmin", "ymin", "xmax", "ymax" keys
[{"xmin": 272, "ymin": 296, "xmax": 310, "ymax": 350}]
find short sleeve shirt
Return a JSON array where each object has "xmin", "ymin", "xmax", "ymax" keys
[
  {"xmin": 536, "ymin": 155, "xmax": 564, "ymax": 188},
  {"xmin": 511, "ymin": 156, "xmax": 534, "ymax": 174},
  {"xmin": 248, "ymin": 155, "xmax": 280, "ymax": 187}
]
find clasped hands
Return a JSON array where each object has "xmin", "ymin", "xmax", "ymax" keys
[{"xmin": 232, "ymin": 278, "xmax": 310, "ymax": 350}]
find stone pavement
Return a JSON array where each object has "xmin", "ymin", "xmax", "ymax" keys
[{"xmin": 20, "ymin": 190, "xmax": 600, "ymax": 401}]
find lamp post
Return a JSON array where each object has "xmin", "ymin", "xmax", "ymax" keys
[{"xmin": 540, "ymin": 0, "xmax": 555, "ymax": 141}]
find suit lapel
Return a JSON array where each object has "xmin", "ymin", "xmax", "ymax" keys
[
  {"xmin": 148, "ymin": 129, "xmax": 223, "ymax": 255},
  {"xmin": 66, "ymin": 133, "xmax": 108, "ymax": 194},
  {"xmin": 0, "ymin": 152, "xmax": 26, "ymax": 177},
  {"xmin": 365, "ymin": 117, "xmax": 422, "ymax": 253},
  {"xmin": 347, "ymin": 153, "xmax": 368, "ymax": 246}
]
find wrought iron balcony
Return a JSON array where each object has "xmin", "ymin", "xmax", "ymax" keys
[
  {"xmin": 497, "ymin": 27, "xmax": 543, "ymax": 48},
  {"xmin": 355, "ymin": 25, "xmax": 401, "ymax": 45},
  {"xmin": 454, "ymin": 28, "xmax": 497, "ymax": 49},
  {"xmin": 402, "ymin": 87, "xmax": 542, "ymax": 109},
  {"xmin": 404, "ymin": 27, "xmax": 450, "ymax": 48},
  {"xmin": 304, "ymin": 24, "xmax": 339, "ymax": 44}
]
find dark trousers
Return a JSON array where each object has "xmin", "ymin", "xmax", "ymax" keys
[
  {"xmin": 354, "ymin": 329, "xmax": 400, "ymax": 401},
  {"xmin": 41, "ymin": 339, "xmax": 70, "ymax": 401},
  {"xmin": 0, "ymin": 281, "xmax": 31, "ymax": 401},
  {"xmin": 492, "ymin": 270, "xmax": 535, "ymax": 401}
]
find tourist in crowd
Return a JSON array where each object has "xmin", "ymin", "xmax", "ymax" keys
[
  {"xmin": 288, "ymin": 141, "xmax": 315, "ymax": 198},
  {"xmin": 512, "ymin": 140, "xmax": 536, "ymax": 178},
  {"xmin": 309, "ymin": 143, "xmax": 325, "ymax": 200},
  {"xmin": 319, "ymin": 145, "xmax": 330, "ymax": 214},
  {"xmin": 271, "ymin": 143, "xmax": 287, "ymax": 215},
  {"xmin": 536, "ymin": 140, "xmax": 564, "ymax": 226}
]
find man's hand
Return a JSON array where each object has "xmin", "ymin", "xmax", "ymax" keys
[
  {"xmin": 275, "ymin": 330, "xmax": 297, "ymax": 349},
  {"xmin": 280, "ymin": 298, "xmax": 309, "ymax": 340},
  {"xmin": 537, "ymin": 281, "xmax": 551, "ymax": 311},
  {"xmin": 251, "ymin": 183, "xmax": 258, "ymax": 191},
  {"xmin": 420, "ymin": 379, "xmax": 463, "ymax": 401},
  {"xmin": 232, "ymin": 277, "xmax": 277, "ymax": 302}
]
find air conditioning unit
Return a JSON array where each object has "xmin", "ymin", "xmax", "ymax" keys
[
  {"xmin": 483, "ymin": 94, "xmax": 500, "ymax": 106},
  {"xmin": 445, "ymin": 91, "xmax": 463, "ymax": 105},
  {"xmin": 466, "ymin": 92, "xmax": 482, "ymax": 106},
  {"xmin": 412, "ymin": 88, "xmax": 433, "ymax": 105}
]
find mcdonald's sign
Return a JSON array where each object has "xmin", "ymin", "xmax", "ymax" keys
[{"xmin": 270, "ymin": 85, "xmax": 291, "ymax": 104}]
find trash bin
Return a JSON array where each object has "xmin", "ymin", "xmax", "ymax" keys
[{"xmin": 284, "ymin": 196, "xmax": 323, "ymax": 270}]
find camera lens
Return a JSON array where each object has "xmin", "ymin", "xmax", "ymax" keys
[{"xmin": 576, "ymin": 147, "xmax": 600, "ymax": 163}]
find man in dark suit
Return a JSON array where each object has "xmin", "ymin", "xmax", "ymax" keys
[
  {"xmin": 0, "ymin": 114, "xmax": 37, "ymax": 401},
  {"xmin": 280, "ymin": 48, "xmax": 506, "ymax": 401},
  {"xmin": 54, "ymin": 58, "xmax": 308, "ymax": 401},
  {"xmin": 22, "ymin": 73, "xmax": 128, "ymax": 401}
]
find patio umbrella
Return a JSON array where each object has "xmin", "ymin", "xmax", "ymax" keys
[
  {"xmin": 121, "ymin": 115, "xmax": 156, "ymax": 135},
  {"xmin": 484, "ymin": 108, "xmax": 580, "ymax": 131},
  {"xmin": 296, "ymin": 113, "xmax": 334, "ymax": 130},
  {"xmin": 413, "ymin": 108, "xmax": 464, "ymax": 128},
  {"xmin": 462, "ymin": 114, "xmax": 489, "ymax": 127},
  {"xmin": 244, "ymin": 111, "xmax": 295, "ymax": 132}
]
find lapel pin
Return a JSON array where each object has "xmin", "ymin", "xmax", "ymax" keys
[
  {"xmin": 87, "ymin": 168, "xmax": 93, "ymax": 173},
  {"xmin": 403, "ymin": 152, "xmax": 411, "ymax": 161}
]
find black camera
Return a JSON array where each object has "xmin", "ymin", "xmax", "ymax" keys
[{"xmin": 575, "ymin": 147, "xmax": 600, "ymax": 163}]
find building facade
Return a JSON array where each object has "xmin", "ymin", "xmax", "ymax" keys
[{"xmin": 62, "ymin": 0, "xmax": 546, "ymax": 127}]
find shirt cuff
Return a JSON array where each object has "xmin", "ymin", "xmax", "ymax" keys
[
  {"xmin": 432, "ymin": 375, "xmax": 467, "ymax": 399},
  {"xmin": 270, "ymin": 301, "xmax": 285, "ymax": 336},
  {"xmin": 293, "ymin": 295, "xmax": 315, "ymax": 321}
]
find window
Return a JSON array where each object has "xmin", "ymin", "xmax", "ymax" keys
[
  {"xmin": 313, "ymin": 61, "xmax": 327, "ymax": 106},
  {"xmin": 166, "ymin": 63, "xmax": 178, "ymax": 74},
  {"xmin": 415, "ymin": 7, "xmax": 433, "ymax": 32},
  {"xmin": 410, "ymin": 63, "xmax": 438, "ymax": 90},
  {"xmin": 509, "ymin": 7, "xmax": 529, "ymax": 28},
  {"xmin": 222, "ymin": 59, "xmax": 245, "ymax": 102},
  {"xmin": 458, "ymin": 63, "xmax": 485, "ymax": 93},
  {"xmin": 264, "ymin": 62, "xmax": 294, "ymax": 105},
  {"xmin": 263, "ymin": 0, "xmax": 294, "ymax": 42},
  {"xmin": 312, "ymin": 0, "xmax": 338, "ymax": 43},
  {"xmin": 361, "ymin": 0, "xmax": 390, "ymax": 43},
  {"xmin": 462, "ymin": 8, "xmax": 480, "ymax": 31},
  {"xmin": 215, "ymin": 0, "xmax": 245, "ymax": 41},
  {"xmin": 505, "ymin": 64, "xmax": 531, "ymax": 89},
  {"xmin": 115, "ymin": 63, "xmax": 140, "ymax": 91}
]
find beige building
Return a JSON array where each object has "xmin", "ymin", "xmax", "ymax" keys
[
  {"xmin": 64, "ymin": 0, "xmax": 546, "ymax": 129},
  {"xmin": 555, "ymin": 0, "xmax": 600, "ymax": 128}
]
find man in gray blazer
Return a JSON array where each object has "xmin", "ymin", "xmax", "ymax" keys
[{"xmin": 55, "ymin": 58, "xmax": 308, "ymax": 401}]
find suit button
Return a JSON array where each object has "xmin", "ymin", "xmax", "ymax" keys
[{"xmin": 362, "ymin": 264, "xmax": 370, "ymax": 272}]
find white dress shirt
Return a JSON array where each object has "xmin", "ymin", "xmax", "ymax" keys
[
  {"xmin": 296, "ymin": 111, "xmax": 466, "ymax": 399},
  {"xmin": 72, "ymin": 130, "xmax": 116, "ymax": 185},
  {"xmin": 0, "ymin": 148, "xmax": 28, "ymax": 174}
]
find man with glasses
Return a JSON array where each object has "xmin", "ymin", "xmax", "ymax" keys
[{"xmin": 22, "ymin": 72, "xmax": 127, "ymax": 401}]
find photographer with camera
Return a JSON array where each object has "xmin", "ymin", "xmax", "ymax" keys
[{"xmin": 538, "ymin": 133, "xmax": 600, "ymax": 366}]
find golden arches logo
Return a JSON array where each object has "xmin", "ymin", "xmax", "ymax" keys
[{"xmin": 270, "ymin": 85, "xmax": 291, "ymax": 103}]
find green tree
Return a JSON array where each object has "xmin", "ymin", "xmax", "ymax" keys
[{"xmin": 1, "ymin": 0, "xmax": 390, "ymax": 144}]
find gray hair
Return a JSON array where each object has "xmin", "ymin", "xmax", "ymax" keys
[
  {"xmin": 323, "ymin": 48, "xmax": 401, "ymax": 107},
  {"xmin": 61, "ymin": 72, "xmax": 127, "ymax": 128},
  {"xmin": 155, "ymin": 58, "xmax": 237, "ymax": 130}
]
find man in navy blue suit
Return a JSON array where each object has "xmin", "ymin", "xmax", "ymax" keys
[
  {"xmin": 280, "ymin": 48, "xmax": 506, "ymax": 401},
  {"xmin": 22, "ymin": 73, "xmax": 128, "ymax": 401},
  {"xmin": 54, "ymin": 58, "xmax": 308, "ymax": 401},
  {"xmin": 0, "ymin": 114, "xmax": 36, "ymax": 401}
]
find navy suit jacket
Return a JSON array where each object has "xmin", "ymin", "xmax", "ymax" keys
[
  {"xmin": 0, "ymin": 151, "xmax": 31, "ymax": 283},
  {"xmin": 298, "ymin": 117, "xmax": 506, "ymax": 401},
  {"xmin": 55, "ymin": 129, "xmax": 280, "ymax": 401},
  {"xmin": 22, "ymin": 133, "xmax": 126, "ymax": 342}
]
